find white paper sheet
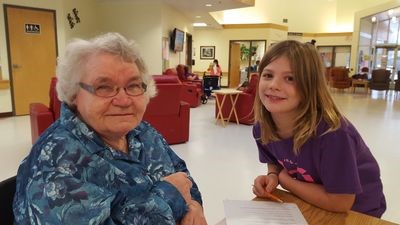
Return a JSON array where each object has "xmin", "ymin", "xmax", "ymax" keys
[{"xmin": 223, "ymin": 200, "xmax": 308, "ymax": 225}]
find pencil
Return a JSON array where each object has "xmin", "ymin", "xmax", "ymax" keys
[
  {"xmin": 252, "ymin": 185, "xmax": 284, "ymax": 203},
  {"xmin": 265, "ymin": 192, "xmax": 284, "ymax": 203}
]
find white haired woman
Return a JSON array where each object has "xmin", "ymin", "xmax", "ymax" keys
[{"xmin": 13, "ymin": 33, "xmax": 207, "ymax": 225}]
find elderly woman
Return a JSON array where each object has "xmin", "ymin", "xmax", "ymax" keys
[{"xmin": 13, "ymin": 33, "xmax": 207, "ymax": 225}]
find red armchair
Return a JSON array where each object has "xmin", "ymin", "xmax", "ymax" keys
[
  {"xmin": 29, "ymin": 77, "xmax": 61, "ymax": 143},
  {"xmin": 164, "ymin": 66, "xmax": 202, "ymax": 107},
  {"xmin": 215, "ymin": 73, "xmax": 259, "ymax": 125},
  {"xmin": 143, "ymin": 75, "xmax": 190, "ymax": 144}
]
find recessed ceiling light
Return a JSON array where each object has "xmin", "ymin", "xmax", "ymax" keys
[
  {"xmin": 193, "ymin": 22, "xmax": 207, "ymax": 27},
  {"xmin": 205, "ymin": 4, "xmax": 212, "ymax": 7},
  {"xmin": 371, "ymin": 16, "xmax": 376, "ymax": 22},
  {"xmin": 196, "ymin": 16, "xmax": 201, "ymax": 18}
]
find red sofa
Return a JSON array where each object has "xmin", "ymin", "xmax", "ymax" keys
[
  {"xmin": 164, "ymin": 66, "xmax": 202, "ymax": 107},
  {"xmin": 29, "ymin": 77, "xmax": 61, "ymax": 143},
  {"xmin": 215, "ymin": 73, "xmax": 259, "ymax": 125},
  {"xmin": 143, "ymin": 75, "xmax": 190, "ymax": 144}
]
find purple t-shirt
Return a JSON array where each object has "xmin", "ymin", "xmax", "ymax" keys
[{"xmin": 253, "ymin": 119, "xmax": 386, "ymax": 218}]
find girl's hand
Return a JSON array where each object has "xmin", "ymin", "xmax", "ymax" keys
[
  {"xmin": 278, "ymin": 169, "xmax": 292, "ymax": 190},
  {"xmin": 252, "ymin": 174, "xmax": 279, "ymax": 197}
]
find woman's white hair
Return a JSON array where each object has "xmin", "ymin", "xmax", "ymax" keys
[{"xmin": 56, "ymin": 32, "xmax": 156, "ymax": 105}]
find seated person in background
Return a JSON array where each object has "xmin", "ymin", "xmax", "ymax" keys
[
  {"xmin": 13, "ymin": 32, "xmax": 207, "ymax": 225},
  {"xmin": 207, "ymin": 59, "xmax": 222, "ymax": 76},
  {"xmin": 351, "ymin": 67, "xmax": 369, "ymax": 80},
  {"xmin": 250, "ymin": 60, "xmax": 260, "ymax": 72},
  {"xmin": 184, "ymin": 65, "xmax": 199, "ymax": 81}
]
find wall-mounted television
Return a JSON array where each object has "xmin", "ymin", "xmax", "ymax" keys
[{"xmin": 170, "ymin": 28, "xmax": 184, "ymax": 52}]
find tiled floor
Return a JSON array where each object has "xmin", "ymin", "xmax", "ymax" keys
[{"xmin": 0, "ymin": 90, "xmax": 399, "ymax": 224}]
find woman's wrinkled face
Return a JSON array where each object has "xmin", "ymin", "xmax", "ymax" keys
[{"xmin": 73, "ymin": 53, "xmax": 148, "ymax": 139}]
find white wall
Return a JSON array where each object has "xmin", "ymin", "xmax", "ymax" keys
[
  {"xmin": 61, "ymin": 0, "xmax": 100, "ymax": 44},
  {"xmin": 96, "ymin": 0, "xmax": 163, "ymax": 75},
  {"xmin": 161, "ymin": 3, "xmax": 194, "ymax": 70},
  {"xmin": 295, "ymin": 34, "xmax": 352, "ymax": 46},
  {"xmin": 192, "ymin": 26, "xmax": 287, "ymax": 73}
]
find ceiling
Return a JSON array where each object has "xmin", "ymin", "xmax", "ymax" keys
[{"xmin": 163, "ymin": 0, "xmax": 255, "ymax": 29}]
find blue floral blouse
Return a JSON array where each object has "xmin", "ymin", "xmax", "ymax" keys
[{"xmin": 13, "ymin": 103, "xmax": 202, "ymax": 225}]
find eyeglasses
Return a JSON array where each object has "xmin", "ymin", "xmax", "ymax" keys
[{"xmin": 79, "ymin": 81, "xmax": 147, "ymax": 98}]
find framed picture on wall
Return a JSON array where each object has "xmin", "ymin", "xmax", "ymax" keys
[{"xmin": 200, "ymin": 46, "xmax": 215, "ymax": 59}]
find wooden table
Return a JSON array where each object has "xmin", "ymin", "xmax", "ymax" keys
[
  {"xmin": 213, "ymin": 89, "xmax": 242, "ymax": 127},
  {"xmin": 216, "ymin": 189, "xmax": 397, "ymax": 225},
  {"xmin": 352, "ymin": 79, "xmax": 369, "ymax": 93}
]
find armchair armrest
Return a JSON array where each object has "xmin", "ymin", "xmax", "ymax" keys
[{"xmin": 29, "ymin": 103, "xmax": 55, "ymax": 143}]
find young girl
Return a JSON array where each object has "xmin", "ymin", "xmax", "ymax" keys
[{"xmin": 252, "ymin": 40, "xmax": 386, "ymax": 218}]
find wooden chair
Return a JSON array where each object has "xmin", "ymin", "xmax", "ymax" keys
[{"xmin": 330, "ymin": 67, "xmax": 351, "ymax": 90}]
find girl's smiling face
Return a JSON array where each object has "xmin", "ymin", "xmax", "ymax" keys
[{"xmin": 258, "ymin": 56, "xmax": 301, "ymax": 119}]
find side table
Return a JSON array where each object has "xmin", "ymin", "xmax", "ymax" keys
[{"xmin": 213, "ymin": 89, "xmax": 242, "ymax": 127}]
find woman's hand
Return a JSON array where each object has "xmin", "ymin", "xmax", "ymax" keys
[
  {"xmin": 252, "ymin": 174, "xmax": 279, "ymax": 198},
  {"xmin": 163, "ymin": 172, "xmax": 193, "ymax": 203},
  {"xmin": 180, "ymin": 200, "xmax": 207, "ymax": 225}
]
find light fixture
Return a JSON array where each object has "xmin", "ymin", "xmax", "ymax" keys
[
  {"xmin": 388, "ymin": 9, "xmax": 394, "ymax": 16},
  {"xmin": 371, "ymin": 16, "xmax": 376, "ymax": 23},
  {"xmin": 193, "ymin": 22, "xmax": 207, "ymax": 27},
  {"xmin": 205, "ymin": 4, "xmax": 212, "ymax": 7},
  {"xmin": 195, "ymin": 15, "xmax": 201, "ymax": 18}
]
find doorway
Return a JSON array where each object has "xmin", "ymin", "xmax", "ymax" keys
[
  {"xmin": 186, "ymin": 33, "xmax": 193, "ymax": 71},
  {"xmin": 4, "ymin": 5, "xmax": 57, "ymax": 116},
  {"xmin": 228, "ymin": 40, "xmax": 266, "ymax": 88}
]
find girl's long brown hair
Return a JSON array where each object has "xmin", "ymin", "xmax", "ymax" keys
[{"xmin": 255, "ymin": 40, "xmax": 342, "ymax": 154}]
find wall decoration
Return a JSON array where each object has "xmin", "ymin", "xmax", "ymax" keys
[
  {"xmin": 200, "ymin": 46, "xmax": 215, "ymax": 60},
  {"xmin": 67, "ymin": 8, "xmax": 80, "ymax": 29},
  {"xmin": 67, "ymin": 13, "xmax": 75, "ymax": 29},
  {"xmin": 73, "ymin": 8, "xmax": 80, "ymax": 23}
]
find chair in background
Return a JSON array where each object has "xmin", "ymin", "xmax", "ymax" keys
[
  {"xmin": 369, "ymin": 69, "xmax": 390, "ymax": 94},
  {"xmin": 215, "ymin": 73, "xmax": 259, "ymax": 125},
  {"xmin": 143, "ymin": 75, "xmax": 190, "ymax": 144},
  {"xmin": 164, "ymin": 67, "xmax": 202, "ymax": 107},
  {"xmin": 330, "ymin": 67, "xmax": 351, "ymax": 90},
  {"xmin": 29, "ymin": 77, "xmax": 61, "ymax": 144},
  {"xmin": 324, "ymin": 67, "xmax": 331, "ymax": 85},
  {"xmin": 394, "ymin": 74, "xmax": 400, "ymax": 97},
  {"xmin": 0, "ymin": 176, "xmax": 16, "ymax": 225}
]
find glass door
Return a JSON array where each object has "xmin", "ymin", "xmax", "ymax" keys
[{"xmin": 373, "ymin": 46, "xmax": 398, "ymax": 81}]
